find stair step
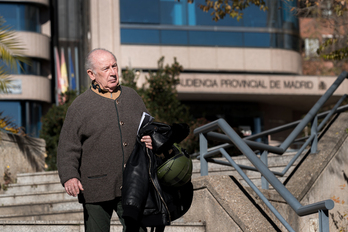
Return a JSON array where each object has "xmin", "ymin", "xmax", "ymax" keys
[
  {"xmin": 0, "ymin": 199, "xmax": 122, "ymax": 221},
  {"xmin": 16, "ymin": 171, "xmax": 60, "ymax": 184},
  {"xmin": 0, "ymin": 199, "xmax": 81, "ymax": 216},
  {"xmin": 0, "ymin": 190, "xmax": 73, "ymax": 205},
  {"xmin": 0, "ymin": 210, "xmax": 83, "ymax": 221},
  {"xmin": 0, "ymin": 220, "xmax": 206, "ymax": 232},
  {"xmin": 5, "ymin": 181, "xmax": 63, "ymax": 194}
]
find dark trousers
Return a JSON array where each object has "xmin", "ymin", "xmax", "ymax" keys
[{"xmin": 83, "ymin": 197, "xmax": 147, "ymax": 232}]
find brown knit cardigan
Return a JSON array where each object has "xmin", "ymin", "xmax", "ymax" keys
[{"xmin": 57, "ymin": 86, "xmax": 148, "ymax": 203}]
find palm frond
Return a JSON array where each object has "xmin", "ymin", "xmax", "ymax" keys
[
  {"xmin": 0, "ymin": 66, "xmax": 11, "ymax": 93},
  {"xmin": 0, "ymin": 16, "xmax": 29, "ymax": 71},
  {"xmin": 0, "ymin": 111, "xmax": 24, "ymax": 135}
]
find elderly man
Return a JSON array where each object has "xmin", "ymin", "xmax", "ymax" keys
[{"xmin": 57, "ymin": 48, "xmax": 151, "ymax": 232}]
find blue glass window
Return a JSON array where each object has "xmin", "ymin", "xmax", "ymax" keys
[
  {"xmin": 0, "ymin": 101, "xmax": 22, "ymax": 128},
  {"xmin": 0, "ymin": 4, "xmax": 17, "ymax": 28},
  {"xmin": 242, "ymin": 5, "xmax": 268, "ymax": 27},
  {"xmin": 244, "ymin": 32, "xmax": 270, "ymax": 47},
  {"xmin": 120, "ymin": 0, "xmax": 160, "ymax": 24},
  {"xmin": 18, "ymin": 60, "xmax": 41, "ymax": 75},
  {"xmin": 26, "ymin": 101, "xmax": 42, "ymax": 137},
  {"xmin": 160, "ymin": 0, "xmax": 188, "ymax": 25},
  {"xmin": 18, "ymin": 4, "xmax": 39, "ymax": 32},
  {"xmin": 0, "ymin": 59, "xmax": 42, "ymax": 76},
  {"xmin": 0, "ymin": 101, "xmax": 42, "ymax": 137},
  {"xmin": 189, "ymin": 31, "xmax": 244, "ymax": 46},
  {"xmin": 270, "ymin": 33, "xmax": 283, "ymax": 48},
  {"xmin": 119, "ymin": 0, "xmax": 300, "ymax": 51},
  {"xmin": 0, "ymin": 3, "xmax": 40, "ymax": 32},
  {"xmin": 283, "ymin": 34, "xmax": 300, "ymax": 50},
  {"xmin": 121, "ymin": 28, "xmax": 300, "ymax": 51},
  {"xmin": 161, "ymin": 30, "xmax": 188, "ymax": 45},
  {"xmin": 121, "ymin": 29, "xmax": 160, "ymax": 44},
  {"xmin": 281, "ymin": 0, "xmax": 299, "ymax": 30}
]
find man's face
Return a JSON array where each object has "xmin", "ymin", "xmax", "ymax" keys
[{"xmin": 87, "ymin": 50, "xmax": 119, "ymax": 92}]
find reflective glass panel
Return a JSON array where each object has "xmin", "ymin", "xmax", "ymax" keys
[
  {"xmin": 0, "ymin": 4, "xmax": 17, "ymax": 29},
  {"xmin": 119, "ymin": 0, "xmax": 300, "ymax": 51},
  {"xmin": 26, "ymin": 101, "xmax": 42, "ymax": 138},
  {"xmin": 284, "ymin": 34, "xmax": 300, "ymax": 51},
  {"xmin": 18, "ymin": 4, "xmax": 39, "ymax": 32},
  {"xmin": 265, "ymin": 0, "xmax": 282, "ymax": 28},
  {"xmin": 161, "ymin": 30, "xmax": 188, "ymax": 45},
  {"xmin": 0, "ymin": 59, "xmax": 42, "ymax": 75},
  {"xmin": 281, "ymin": 0, "xmax": 299, "ymax": 30},
  {"xmin": 0, "ymin": 3, "xmax": 40, "ymax": 32},
  {"xmin": 242, "ymin": 5, "xmax": 268, "ymax": 27},
  {"xmin": 120, "ymin": 0, "xmax": 160, "ymax": 24},
  {"xmin": 0, "ymin": 101, "xmax": 22, "ymax": 128},
  {"xmin": 121, "ymin": 29, "xmax": 160, "ymax": 44},
  {"xmin": 189, "ymin": 31, "xmax": 243, "ymax": 46},
  {"xmin": 160, "ymin": 0, "xmax": 187, "ymax": 25},
  {"xmin": 244, "ymin": 32, "xmax": 270, "ymax": 47}
]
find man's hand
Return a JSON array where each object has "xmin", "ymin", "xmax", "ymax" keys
[
  {"xmin": 141, "ymin": 135, "xmax": 153, "ymax": 149},
  {"xmin": 64, "ymin": 178, "xmax": 84, "ymax": 197}
]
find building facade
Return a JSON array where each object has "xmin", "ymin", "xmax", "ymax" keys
[
  {"xmin": 0, "ymin": 0, "xmax": 51, "ymax": 137},
  {"xmin": 88, "ymin": 0, "xmax": 347, "ymax": 141},
  {"xmin": 0, "ymin": 0, "xmax": 346, "ymax": 141},
  {"xmin": 0, "ymin": 0, "xmax": 90, "ymax": 138}
]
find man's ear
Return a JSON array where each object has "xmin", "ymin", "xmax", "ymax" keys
[{"xmin": 87, "ymin": 69, "xmax": 95, "ymax": 81}]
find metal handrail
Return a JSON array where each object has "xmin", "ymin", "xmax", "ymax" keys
[
  {"xmin": 196, "ymin": 118, "xmax": 335, "ymax": 231},
  {"xmin": 193, "ymin": 71, "xmax": 348, "ymax": 231},
  {"xmin": 196, "ymin": 98, "xmax": 348, "ymax": 177},
  {"xmin": 190, "ymin": 103, "xmax": 348, "ymax": 159}
]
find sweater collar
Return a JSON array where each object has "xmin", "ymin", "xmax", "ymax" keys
[{"xmin": 90, "ymin": 81, "xmax": 121, "ymax": 100}]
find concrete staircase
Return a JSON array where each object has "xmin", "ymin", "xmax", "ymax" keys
[
  {"xmin": 0, "ymin": 171, "xmax": 82, "ymax": 221},
  {"xmin": 0, "ymin": 170, "xmax": 207, "ymax": 231},
  {"xmin": 0, "ymin": 151, "xmax": 300, "ymax": 231},
  {"xmin": 2, "ymin": 112, "xmax": 348, "ymax": 231}
]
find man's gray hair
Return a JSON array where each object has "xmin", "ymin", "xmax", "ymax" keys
[{"xmin": 85, "ymin": 48, "xmax": 117, "ymax": 73}]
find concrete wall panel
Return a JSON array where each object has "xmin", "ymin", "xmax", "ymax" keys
[
  {"xmin": 160, "ymin": 46, "xmax": 190, "ymax": 67},
  {"xmin": 244, "ymin": 48, "xmax": 271, "ymax": 72},
  {"xmin": 0, "ymin": 75, "xmax": 51, "ymax": 102},
  {"xmin": 121, "ymin": 45, "xmax": 302, "ymax": 74},
  {"xmin": 90, "ymin": 0, "xmax": 121, "ymax": 67},
  {"xmin": 121, "ymin": 46, "xmax": 161, "ymax": 68},
  {"xmin": 16, "ymin": 32, "xmax": 50, "ymax": 60},
  {"xmin": 217, "ymin": 48, "xmax": 245, "ymax": 71},
  {"xmin": 188, "ymin": 47, "xmax": 217, "ymax": 70},
  {"xmin": 0, "ymin": 132, "xmax": 46, "ymax": 192},
  {"xmin": 299, "ymin": 133, "xmax": 348, "ymax": 232}
]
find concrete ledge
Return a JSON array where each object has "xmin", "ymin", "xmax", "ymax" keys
[
  {"xmin": 0, "ymin": 220, "xmax": 206, "ymax": 232},
  {"xmin": 16, "ymin": 32, "xmax": 50, "ymax": 60},
  {"xmin": 0, "ymin": 132, "xmax": 46, "ymax": 193},
  {"xmin": 285, "ymin": 112, "xmax": 348, "ymax": 201},
  {"xmin": 0, "ymin": 75, "xmax": 51, "ymax": 102},
  {"xmin": 184, "ymin": 175, "xmax": 284, "ymax": 232}
]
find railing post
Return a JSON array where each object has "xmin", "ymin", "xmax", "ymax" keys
[
  {"xmin": 199, "ymin": 133, "xmax": 208, "ymax": 176},
  {"xmin": 319, "ymin": 210, "xmax": 329, "ymax": 232},
  {"xmin": 261, "ymin": 150, "xmax": 269, "ymax": 189},
  {"xmin": 311, "ymin": 115, "xmax": 318, "ymax": 154}
]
